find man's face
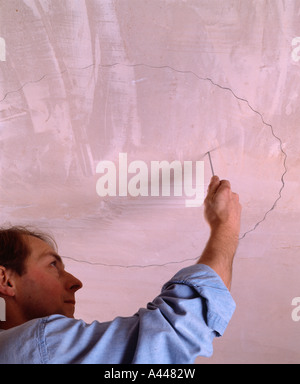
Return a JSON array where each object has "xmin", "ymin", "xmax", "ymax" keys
[{"xmin": 13, "ymin": 235, "xmax": 83, "ymax": 321}]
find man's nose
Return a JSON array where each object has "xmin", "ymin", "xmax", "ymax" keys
[{"xmin": 65, "ymin": 271, "xmax": 83, "ymax": 292}]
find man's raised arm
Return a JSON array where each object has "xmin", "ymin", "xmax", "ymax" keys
[{"xmin": 198, "ymin": 176, "xmax": 242, "ymax": 290}]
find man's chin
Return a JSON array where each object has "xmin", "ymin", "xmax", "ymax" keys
[{"xmin": 62, "ymin": 306, "xmax": 76, "ymax": 318}]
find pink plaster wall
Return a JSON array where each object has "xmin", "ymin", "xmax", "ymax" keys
[{"xmin": 0, "ymin": 0, "xmax": 300, "ymax": 363}]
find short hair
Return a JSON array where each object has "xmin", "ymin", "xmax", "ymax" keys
[{"xmin": 0, "ymin": 226, "xmax": 57, "ymax": 276}]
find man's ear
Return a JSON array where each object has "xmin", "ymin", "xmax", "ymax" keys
[{"xmin": 0, "ymin": 266, "xmax": 15, "ymax": 297}]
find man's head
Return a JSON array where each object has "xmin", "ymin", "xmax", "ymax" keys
[{"xmin": 0, "ymin": 226, "xmax": 83, "ymax": 328}]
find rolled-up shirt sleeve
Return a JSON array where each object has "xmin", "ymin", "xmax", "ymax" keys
[{"xmin": 132, "ymin": 264, "xmax": 236, "ymax": 363}]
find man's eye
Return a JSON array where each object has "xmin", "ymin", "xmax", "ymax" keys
[{"xmin": 50, "ymin": 261, "xmax": 57, "ymax": 268}]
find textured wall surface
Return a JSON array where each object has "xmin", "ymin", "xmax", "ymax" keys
[{"xmin": 1, "ymin": 0, "xmax": 300, "ymax": 363}]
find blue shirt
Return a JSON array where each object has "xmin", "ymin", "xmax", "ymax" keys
[{"xmin": 0, "ymin": 264, "xmax": 235, "ymax": 364}]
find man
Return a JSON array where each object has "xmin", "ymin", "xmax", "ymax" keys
[{"xmin": 0, "ymin": 176, "xmax": 241, "ymax": 364}]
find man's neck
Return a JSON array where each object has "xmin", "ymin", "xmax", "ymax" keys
[
  {"xmin": 0, "ymin": 319, "xmax": 23, "ymax": 330},
  {"xmin": 0, "ymin": 307, "xmax": 28, "ymax": 330},
  {"xmin": 0, "ymin": 321, "xmax": 10, "ymax": 330}
]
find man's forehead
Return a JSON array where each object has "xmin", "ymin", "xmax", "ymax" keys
[
  {"xmin": 25, "ymin": 236, "xmax": 65, "ymax": 268},
  {"xmin": 25, "ymin": 234, "xmax": 53, "ymax": 250},
  {"xmin": 26, "ymin": 235, "xmax": 59, "ymax": 259}
]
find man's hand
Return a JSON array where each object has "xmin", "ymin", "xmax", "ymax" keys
[
  {"xmin": 204, "ymin": 176, "xmax": 242, "ymax": 238},
  {"xmin": 198, "ymin": 176, "xmax": 242, "ymax": 290}
]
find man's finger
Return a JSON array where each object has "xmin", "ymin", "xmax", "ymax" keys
[
  {"xmin": 217, "ymin": 180, "xmax": 231, "ymax": 193},
  {"xmin": 206, "ymin": 176, "xmax": 220, "ymax": 200}
]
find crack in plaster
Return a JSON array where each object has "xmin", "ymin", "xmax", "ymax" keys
[{"xmin": 0, "ymin": 62, "xmax": 288, "ymax": 268}]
